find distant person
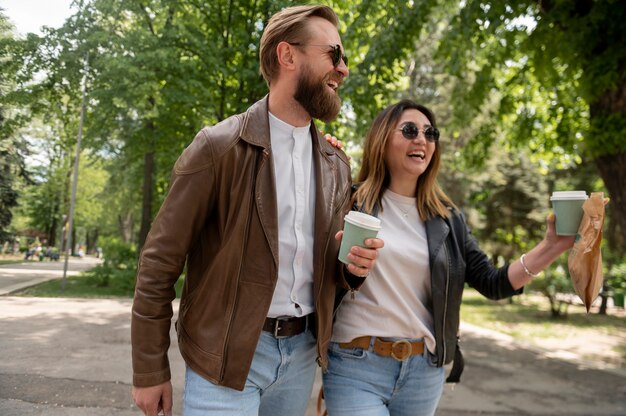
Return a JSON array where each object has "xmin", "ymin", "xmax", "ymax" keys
[
  {"xmin": 321, "ymin": 100, "xmax": 576, "ymax": 415},
  {"xmin": 131, "ymin": 5, "xmax": 383, "ymax": 416}
]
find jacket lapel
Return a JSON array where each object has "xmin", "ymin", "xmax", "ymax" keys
[
  {"xmin": 312, "ymin": 124, "xmax": 338, "ymax": 282},
  {"xmin": 240, "ymin": 96, "xmax": 279, "ymax": 264}
]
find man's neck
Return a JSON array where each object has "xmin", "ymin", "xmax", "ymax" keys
[{"xmin": 267, "ymin": 88, "xmax": 312, "ymax": 128}]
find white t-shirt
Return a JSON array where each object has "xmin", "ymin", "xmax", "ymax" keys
[{"xmin": 331, "ymin": 189, "xmax": 436, "ymax": 353}]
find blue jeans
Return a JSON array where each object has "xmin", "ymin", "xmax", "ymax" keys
[
  {"xmin": 183, "ymin": 329, "xmax": 317, "ymax": 416},
  {"xmin": 322, "ymin": 338, "xmax": 445, "ymax": 416}
]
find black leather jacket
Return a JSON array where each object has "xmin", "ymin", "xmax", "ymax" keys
[
  {"xmin": 426, "ymin": 208, "xmax": 522, "ymax": 381},
  {"xmin": 343, "ymin": 199, "xmax": 522, "ymax": 382}
]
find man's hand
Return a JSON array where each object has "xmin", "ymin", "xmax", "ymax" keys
[
  {"xmin": 335, "ymin": 231, "xmax": 384, "ymax": 277},
  {"xmin": 132, "ymin": 381, "xmax": 173, "ymax": 416}
]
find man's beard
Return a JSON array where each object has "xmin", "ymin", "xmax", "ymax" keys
[{"xmin": 293, "ymin": 65, "xmax": 341, "ymax": 123}]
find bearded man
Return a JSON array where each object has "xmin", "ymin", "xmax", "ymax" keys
[{"xmin": 130, "ymin": 5, "xmax": 383, "ymax": 416}]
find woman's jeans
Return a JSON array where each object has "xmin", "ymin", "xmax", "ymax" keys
[
  {"xmin": 322, "ymin": 338, "xmax": 445, "ymax": 416},
  {"xmin": 183, "ymin": 329, "xmax": 317, "ymax": 416}
]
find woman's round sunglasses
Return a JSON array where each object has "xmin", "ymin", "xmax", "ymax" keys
[
  {"xmin": 397, "ymin": 122, "xmax": 440, "ymax": 142},
  {"xmin": 289, "ymin": 43, "xmax": 348, "ymax": 68}
]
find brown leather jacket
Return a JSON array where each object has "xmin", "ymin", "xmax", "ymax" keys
[{"xmin": 131, "ymin": 96, "xmax": 353, "ymax": 391}]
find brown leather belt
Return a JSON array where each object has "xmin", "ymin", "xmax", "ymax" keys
[
  {"xmin": 263, "ymin": 315, "xmax": 309, "ymax": 338},
  {"xmin": 338, "ymin": 336, "xmax": 424, "ymax": 361}
]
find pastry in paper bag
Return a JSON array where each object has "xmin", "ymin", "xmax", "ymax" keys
[{"xmin": 567, "ymin": 192, "xmax": 606, "ymax": 312}]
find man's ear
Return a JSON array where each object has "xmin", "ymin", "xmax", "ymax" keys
[{"xmin": 276, "ymin": 41, "xmax": 297, "ymax": 71}]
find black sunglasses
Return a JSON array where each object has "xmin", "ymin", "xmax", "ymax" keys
[
  {"xmin": 289, "ymin": 43, "xmax": 348, "ymax": 68},
  {"xmin": 398, "ymin": 122, "xmax": 440, "ymax": 142}
]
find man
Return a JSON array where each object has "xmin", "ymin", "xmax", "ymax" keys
[{"xmin": 131, "ymin": 5, "xmax": 383, "ymax": 416}]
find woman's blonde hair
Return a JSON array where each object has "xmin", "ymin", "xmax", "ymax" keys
[
  {"xmin": 259, "ymin": 5, "xmax": 339, "ymax": 86},
  {"xmin": 354, "ymin": 99, "xmax": 456, "ymax": 220}
]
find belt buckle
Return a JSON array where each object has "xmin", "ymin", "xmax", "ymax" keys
[
  {"xmin": 390, "ymin": 339, "xmax": 412, "ymax": 361},
  {"xmin": 273, "ymin": 318, "xmax": 286, "ymax": 338}
]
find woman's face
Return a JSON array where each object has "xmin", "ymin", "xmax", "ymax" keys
[{"xmin": 383, "ymin": 108, "xmax": 436, "ymax": 196}]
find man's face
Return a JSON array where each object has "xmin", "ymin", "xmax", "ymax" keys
[
  {"xmin": 291, "ymin": 17, "xmax": 348, "ymax": 122},
  {"xmin": 293, "ymin": 62, "xmax": 341, "ymax": 123}
]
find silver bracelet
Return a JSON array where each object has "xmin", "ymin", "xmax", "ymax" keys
[{"xmin": 520, "ymin": 253, "xmax": 540, "ymax": 278}]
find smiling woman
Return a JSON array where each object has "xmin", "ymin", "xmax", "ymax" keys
[{"xmin": 1, "ymin": 0, "xmax": 73, "ymax": 36}]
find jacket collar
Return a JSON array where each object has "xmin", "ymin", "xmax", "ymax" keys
[{"xmin": 240, "ymin": 95, "xmax": 272, "ymax": 148}]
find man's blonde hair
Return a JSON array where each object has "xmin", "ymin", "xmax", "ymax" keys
[{"xmin": 259, "ymin": 5, "xmax": 339, "ymax": 86}]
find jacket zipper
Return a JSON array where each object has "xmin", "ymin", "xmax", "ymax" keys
[
  {"xmin": 441, "ymin": 242, "xmax": 451, "ymax": 365},
  {"xmin": 219, "ymin": 150, "xmax": 260, "ymax": 381}
]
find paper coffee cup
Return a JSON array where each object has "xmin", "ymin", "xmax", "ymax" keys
[
  {"xmin": 550, "ymin": 191, "xmax": 588, "ymax": 236},
  {"xmin": 338, "ymin": 211, "xmax": 381, "ymax": 264}
]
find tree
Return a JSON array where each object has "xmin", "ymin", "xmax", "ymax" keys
[
  {"xmin": 0, "ymin": 10, "xmax": 31, "ymax": 242},
  {"xmin": 437, "ymin": 0, "xmax": 626, "ymax": 251}
]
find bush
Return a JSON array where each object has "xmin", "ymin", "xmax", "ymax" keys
[
  {"xmin": 607, "ymin": 261, "xmax": 626, "ymax": 294},
  {"xmin": 528, "ymin": 261, "xmax": 573, "ymax": 318},
  {"xmin": 89, "ymin": 237, "xmax": 137, "ymax": 289},
  {"xmin": 99, "ymin": 236, "xmax": 137, "ymax": 270}
]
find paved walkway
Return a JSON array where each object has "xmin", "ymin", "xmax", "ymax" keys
[
  {"xmin": 0, "ymin": 261, "xmax": 624, "ymax": 415},
  {"xmin": 0, "ymin": 256, "xmax": 102, "ymax": 295}
]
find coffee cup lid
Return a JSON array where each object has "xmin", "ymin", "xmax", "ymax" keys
[
  {"xmin": 345, "ymin": 211, "xmax": 381, "ymax": 230},
  {"xmin": 550, "ymin": 191, "xmax": 588, "ymax": 201}
]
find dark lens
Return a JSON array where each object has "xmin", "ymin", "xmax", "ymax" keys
[
  {"xmin": 424, "ymin": 127, "xmax": 440, "ymax": 142},
  {"xmin": 401, "ymin": 123, "xmax": 419, "ymax": 139},
  {"xmin": 330, "ymin": 46, "xmax": 341, "ymax": 66},
  {"xmin": 330, "ymin": 45, "xmax": 347, "ymax": 67}
]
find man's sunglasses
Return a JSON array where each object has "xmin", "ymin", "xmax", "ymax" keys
[
  {"xmin": 289, "ymin": 43, "xmax": 348, "ymax": 68},
  {"xmin": 398, "ymin": 122, "xmax": 440, "ymax": 142}
]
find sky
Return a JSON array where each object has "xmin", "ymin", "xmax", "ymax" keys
[{"xmin": 1, "ymin": 0, "xmax": 74, "ymax": 35}]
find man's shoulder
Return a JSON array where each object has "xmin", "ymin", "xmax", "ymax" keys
[
  {"xmin": 175, "ymin": 99, "xmax": 268, "ymax": 174},
  {"xmin": 174, "ymin": 114, "xmax": 244, "ymax": 174}
]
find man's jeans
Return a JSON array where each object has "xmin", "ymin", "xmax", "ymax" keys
[
  {"xmin": 322, "ymin": 338, "xmax": 445, "ymax": 416},
  {"xmin": 183, "ymin": 329, "xmax": 317, "ymax": 416}
]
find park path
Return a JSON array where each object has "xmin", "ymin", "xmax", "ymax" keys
[
  {"xmin": 0, "ymin": 260, "xmax": 624, "ymax": 415},
  {"xmin": 0, "ymin": 256, "xmax": 102, "ymax": 295}
]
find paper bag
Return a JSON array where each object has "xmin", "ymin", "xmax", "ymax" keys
[{"xmin": 568, "ymin": 192, "xmax": 606, "ymax": 312}]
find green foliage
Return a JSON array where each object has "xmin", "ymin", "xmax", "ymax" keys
[
  {"xmin": 100, "ymin": 236, "xmax": 137, "ymax": 270},
  {"xmin": 607, "ymin": 261, "xmax": 626, "ymax": 294},
  {"xmin": 528, "ymin": 259, "xmax": 573, "ymax": 318},
  {"xmin": 587, "ymin": 113, "xmax": 626, "ymax": 158},
  {"xmin": 86, "ymin": 236, "xmax": 137, "ymax": 289}
]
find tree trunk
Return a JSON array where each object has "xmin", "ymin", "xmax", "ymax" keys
[
  {"xmin": 589, "ymin": 73, "xmax": 626, "ymax": 251},
  {"xmin": 138, "ymin": 150, "xmax": 155, "ymax": 251},
  {"xmin": 118, "ymin": 212, "xmax": 134, "ymax": 243},
  {"xmin": 593, "ymin": 151, "xmax": 625, "ymax": 250}
]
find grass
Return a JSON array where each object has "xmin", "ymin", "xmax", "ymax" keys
[
  {"xmin": 0, "ymin": 259, "xmax": 25, "ymax": 265},
  {"xmin": 15, "ymin": 267, "xmax": 185, "ymax": 298},
  {"xmin": 461, "ymin": 287, "xmax": 626, "ymax": 362}
]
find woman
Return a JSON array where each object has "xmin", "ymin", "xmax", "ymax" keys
[{"xmin": 322, "ymin": 99, "xmax": 576, "ymax": 415}]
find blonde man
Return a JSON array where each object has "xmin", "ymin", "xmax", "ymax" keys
[{"xmin": 131, "ymin": 5, "xmax": 383, "ymax": 416}]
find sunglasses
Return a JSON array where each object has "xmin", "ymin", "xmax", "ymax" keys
[
  {"xmin": 398, "ymin": 122, "xmax": 440, "ymax": 142},
  {"xmin": 289, "ymin": 43, "xmax": 348, "ymax": 68}
]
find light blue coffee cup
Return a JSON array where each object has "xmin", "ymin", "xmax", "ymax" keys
[
  {"xmin": 338, "ymin": 211, "xmax": 381, "ymax": 264},
  {"xmin": 550, "ymin": 191, "xmax": 588, "ymax": 236}
]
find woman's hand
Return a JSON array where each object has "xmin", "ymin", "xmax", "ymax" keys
[
  {"xmin": 324, "ymin": 133, "xmax": 351, "ymax": 160},
  {"xmin": 335, "ymin": 230, "xmax": 384, "ymax": 277}
]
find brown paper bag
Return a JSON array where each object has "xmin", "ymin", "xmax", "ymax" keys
[{"xmin": 568, "ymin": 192, "xmax": 606, "ymax": 312}]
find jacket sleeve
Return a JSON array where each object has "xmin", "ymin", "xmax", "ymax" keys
[
  {"xmin": 333, "ymin": 177, "xmax": 367, "ymax": 291},
  {"xmin": 457, "ymin": 212, "xmax": 523, "ymax": 300},
  {"xmin": 131, "ymin": 129, "xmax": 216, "ymax": 387}
]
